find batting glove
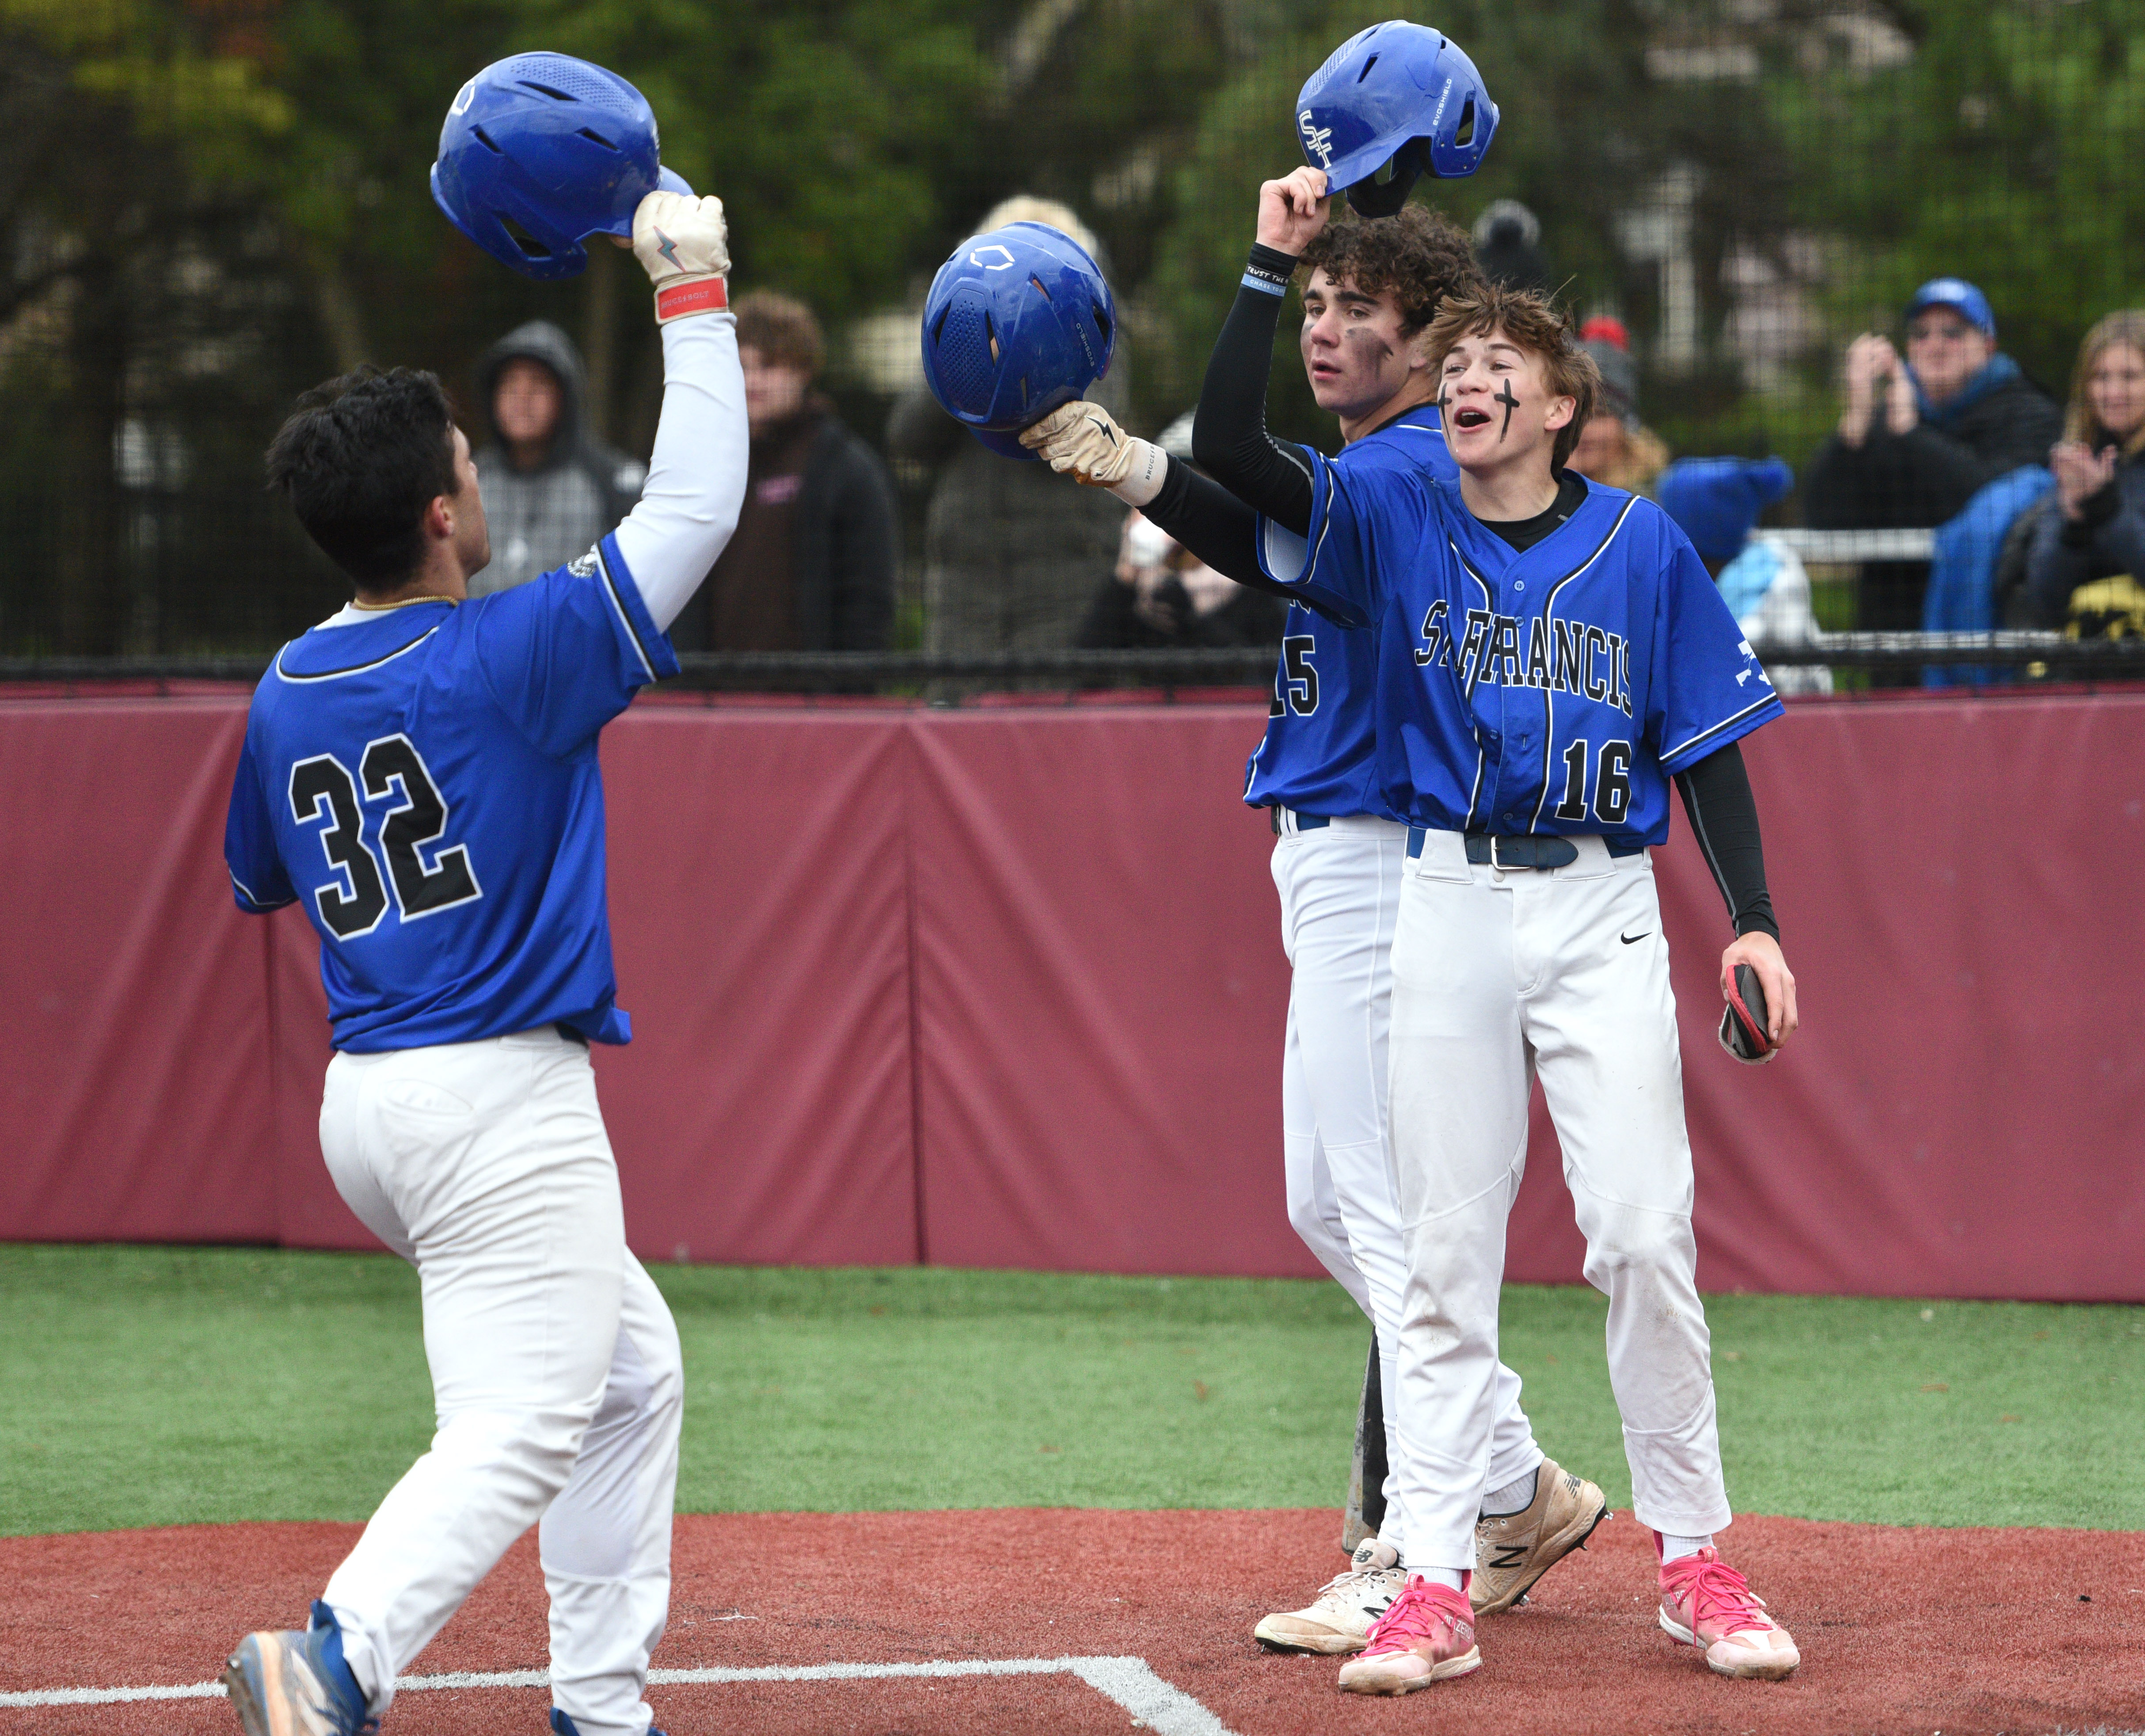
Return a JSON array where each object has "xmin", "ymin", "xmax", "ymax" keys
[
  {"xmin": 1021, "ymin": 401, "xmax": 1167, "ymax": 506},
  {"xmin": 632, "ymin": 191, "xmax": 730, "ymax": 324}
]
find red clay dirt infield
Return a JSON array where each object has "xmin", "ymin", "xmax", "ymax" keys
[{"xmin": 1, "ymin": 1509, "xmax": 2139, "ymax": 1736}]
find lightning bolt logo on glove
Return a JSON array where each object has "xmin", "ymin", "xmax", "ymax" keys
[{"xmin": 631, "ymin": 193, "xmax": 730, "ymax": 324}]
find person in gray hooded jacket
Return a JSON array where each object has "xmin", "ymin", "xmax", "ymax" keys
[
  {"xmin": 886, "ymin": 197, "xmax": 1126, "ymax": 655},
  {"xmin": 467, "ymin": 320, "xmax": 648, "ymax": 596}
]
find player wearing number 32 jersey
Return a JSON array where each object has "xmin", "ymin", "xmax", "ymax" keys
[{"xmin": 220, "ymin": 188, "xmax": 741, "ymax": 1736}]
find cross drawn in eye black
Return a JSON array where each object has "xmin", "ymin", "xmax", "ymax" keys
[{"xmin": 1495, "ymin": 379, "xmax": 1521, "ymax": 440}]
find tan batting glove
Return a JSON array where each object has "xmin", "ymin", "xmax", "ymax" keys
[
  {"xmin": 631, "ymin": 190, "xmax": 730, "ymax": 324},
  {"xmin": 1020, "ymin": 401, "xmax": 1168, "ymax": 506}
]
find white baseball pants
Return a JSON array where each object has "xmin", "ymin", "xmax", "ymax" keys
[
  {"xmin": 1271, "ymin": 811, "xmax": 1544, "ymax": 1566},
  {"xmin": 316, "ymin": 1027, "xmax": 683, "ymax": 1736},
  {"xmin": 1386, "ymin": 832, "xmax": 1732, "ymax": 1570}
]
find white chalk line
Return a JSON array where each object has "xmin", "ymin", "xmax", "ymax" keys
[{"xmin": 0, "ymin": 1654, "xmax": 1235, "ymax": 1735}]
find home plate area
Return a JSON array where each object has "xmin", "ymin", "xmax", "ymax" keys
[{"xmin": 2, "ymin": 1508, "xmax": 2141, "ymax": 1735}]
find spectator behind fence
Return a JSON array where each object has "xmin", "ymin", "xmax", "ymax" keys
[
  {"xmin": 887, "ymin": 196, "xmax": 1127, "ymax": 655},
  {"xmin": 1472, "ymin": 199, "xmax": 1552, "ymax": 294},
  {"xmin": 2022, "ymin": 309, "xmax": 2145, "ymax": 640},
  {"xmin": 1568, "ymin": 316, "xmax": 1671, "ymax": 496},
  {"xmin": 1803, "ymin": 278, "xmax": 2062, "ymax": 632},
  {"xmin": 1077, "ymin": 509, "xmax": 1285, "ymax": 650},
  {"xmin": 468, "ymin": 320, "xmax": 646, "ymax": 596},
  {"xmin": 667, "ymin": 290, "xmax": 898, "ymax": 652},
  {"xmin": 1658, "ymin": 456, "xmax": 1830, "ymax": 695}
]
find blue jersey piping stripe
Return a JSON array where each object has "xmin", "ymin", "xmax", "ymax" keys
[
  {"xmin": 595, "ymin": 544, "xmax": 660, "ymax": 686},
  {"xmin": 1527, "ymin": 495, "xmax": 1641, "ymax": 830},
  {"xmin": 1302, "ymin": 457, "xmax": 1343, "ymax": 599},
  {"xmin": 1451, "ymin": 554, "xmax": 1493, "ymax": 830},
  {"xmin": 273, "ymin": 614, "xmax": 449, "ymax": 683},
  {"xmin": 1660, "ymin": 689, "xmax": 1780, "ymax": 768},
  {"xmin": 228, "ymin": 867, "xmax": 294, "ymax": 911}
]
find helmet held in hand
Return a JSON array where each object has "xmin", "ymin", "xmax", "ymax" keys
[
  {"xmin": 432, "ymin": 52, "xmax": 694, "ymax": 281},
  {"xmin": 1295, "ymin": 23, "xmax": 1498, "ymax": 218},
  {"xmin": 920, "ymin": 222, "xmax": 1117, "ymax": 460}
]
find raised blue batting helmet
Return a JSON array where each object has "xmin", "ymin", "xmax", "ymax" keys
[
  {"xmin": 1296, "ymin": 23, "xmax": 1498, "ymax": 218},
  {"xmin": 431, "ymin": 53, "xmax": 693, "ymax": 281},
  {"xmin": 920, "ymin": 222, "xmax": 1116, "ymax": 460}
]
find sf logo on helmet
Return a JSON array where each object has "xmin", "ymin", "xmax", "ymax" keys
[
  {"xmin": 1298, "ymin": 111, "xmax": 1334, "ymax": 168},
  {"xmin": 968, "ymin": 244, "xmax": 1017, "ymax": 271}
]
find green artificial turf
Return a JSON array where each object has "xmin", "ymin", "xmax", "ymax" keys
[{"xmin": 1, "ymin": 1244, "xmax": 2138, "ymax": 1538}]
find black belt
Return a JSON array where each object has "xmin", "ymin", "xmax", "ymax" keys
[
  {"xmin": 1406, "ymin": 827, "xmax": 1647, "ymax": 867},
  {"xmin": 1269, "ymin": 807, "xmax": 1333, "ymax": 836},
  {"xmin": 1464, "ymin": 833, "xmax": 1579, "ymax": 869}
]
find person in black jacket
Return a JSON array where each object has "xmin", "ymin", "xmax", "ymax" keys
[
  {"xmin": 1075, "ymin": 506, "xmax": 1285, "ymax": 648},
  {"xmin": 2023, "ymin": 308, "xmax": 2145, "ymax": 637},
  {"xmin": 669, "ymin": 290, "xmax": 898, "ymax": 651},
  {"xmin": 1803, "ymin": 278, "xmax": 2062, "ymax": 637}
]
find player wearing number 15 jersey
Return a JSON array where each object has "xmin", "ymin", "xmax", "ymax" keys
[{"xmin": 219, "ymin": 190, "xmax": 740, "ymax": 1736}]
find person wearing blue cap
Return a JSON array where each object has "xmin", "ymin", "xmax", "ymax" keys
[
  {"xmin": 1657, "ymin": 457, "xmax": 1829, "ymax": 695},
  {"xmin": 1804, "ymin": 276, "xmax": 2061, "ymax": 646}
]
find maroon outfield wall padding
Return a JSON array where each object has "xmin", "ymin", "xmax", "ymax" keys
[
  {"xmin": 904, "ymin": 709, "xmax": 1310, "ymax": 1277},
  {"xmin": 0, "ymin": 700, "xmax": 280, "ymax": 1245},
  {"xmin": 590, "ymin": 710, "xmax": 920, "ymax": 1269},
  {"xmin": 0, "ymin": 690, "xmax": 2139, "ymax": 1300}
]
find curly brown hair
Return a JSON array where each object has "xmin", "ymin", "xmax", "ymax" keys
[
  {"xmin": 1423, "ymin": 284, "xmax": 1601, "ymax": 471},
  {"xmin": 1295, "ymin": 205, "xmax": 1483, "ymax": 333}
]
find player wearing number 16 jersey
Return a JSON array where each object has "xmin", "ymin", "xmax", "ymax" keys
[
  {"xmin": 220, "ymin": 190, "xmax": 742, "ymax": 1736},
  {"xmin": 1254, "ymin": 268, "xmax": 1805, "ymax": 1695}
]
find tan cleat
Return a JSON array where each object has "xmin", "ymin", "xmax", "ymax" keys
[
  {"xmin": 1472, "ymin": 1457, "xmax": 1610, "ymax": 1614},
  {"xmin": 1658, "ymin": 1546, "xmax": 1801, "ymax": 1680},
  {"xmin": 1253, "ymin": 1538, "xmax": 1406, "ymax": 1654},
  {"xmin": 1336, "ymin": 1576, "xmax": 1482, "ymax": 1695}
]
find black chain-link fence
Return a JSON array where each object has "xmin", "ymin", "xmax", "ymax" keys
[{"xmin": 4, "ymin": 0, "xmax": 2142, "ymax": 672}]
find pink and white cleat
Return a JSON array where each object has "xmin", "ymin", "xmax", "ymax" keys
[
  {"xmin": 1335, "ymin": 1574, "xmax": 1482, "ymax": 1696},
  {"xmin": 1657, "ymin": 1546, "xmax": 1801, "ymax": 1680}
]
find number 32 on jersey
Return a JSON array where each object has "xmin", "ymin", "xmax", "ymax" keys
[{"xmin": 288, "ymin": 733, "xmax": 482, "ymax": 940}]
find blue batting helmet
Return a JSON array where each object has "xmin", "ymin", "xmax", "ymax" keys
[
  {"xmin": 1295, "ymin": 23, "xmax": 1498, "ymax": 218},
  {"xmin": 431, "ymin": 53, "xmax": 693, "ymax": 281},
  {"xmin": 920, "ymin": 222, "xmax": 1117, "ymax": 460}
]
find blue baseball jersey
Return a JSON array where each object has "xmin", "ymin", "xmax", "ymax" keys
[
  {"xmin": 223, "ymin": 534, "xmax": 677, "ymax": 1052},
  {"xmin": 1278, "ymin": 465, "xmax": 1780, "ymax": 846},
  {"xmin": 1240, "ymin": 414, "xmax": 1457, "ymax": 818}
]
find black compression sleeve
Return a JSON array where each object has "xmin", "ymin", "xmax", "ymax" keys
[
  {"xmin": 1190, "ymin": 244, "xmax": 1316, "ymax": 535},
  {"xmin": 1673, "ymin": 742, "xmax": 1780, "ymax": 940},
  {"xmin": 1137, "ymin": 459, "xmax": 1301, "ymax": 602}
]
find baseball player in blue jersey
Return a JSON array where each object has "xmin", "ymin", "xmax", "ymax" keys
[
  {"xmin": 1239, "ymin": 181, "xmax": 1800, "ymax": 1692},
  {"xmin": 218, "ymin": 189, "xmax": 743, "ymax": 1736},
  {"xmin": 1020, "ymin": 189, "xmax": 1607, "ymax": 1648}
]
